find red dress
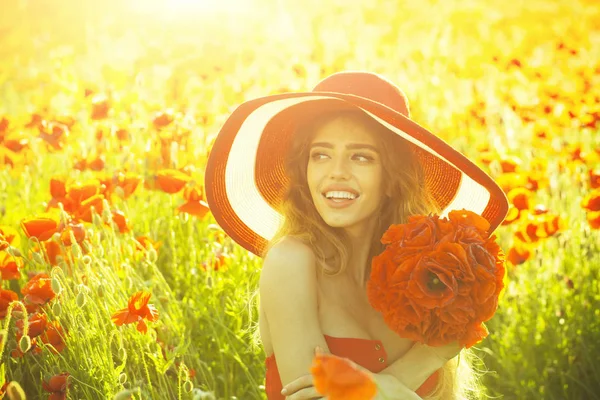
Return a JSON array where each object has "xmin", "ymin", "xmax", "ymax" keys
[{"xmin": 265, "ymin": 334, "xmax": 440, "ymax": 399}]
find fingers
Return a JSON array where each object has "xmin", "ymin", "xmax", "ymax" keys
[
  {"xmin": 284, "ymin": 386, "xmax": 324, "ymax": 400},
  {"xmin": 281, "ymin": 374, "xmax": 313, "ymax": 397}
]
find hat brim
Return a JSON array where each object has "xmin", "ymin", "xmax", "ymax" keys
[{"xmin": 205, "ymin": 92, "xmax": 509, "ymax": 257}]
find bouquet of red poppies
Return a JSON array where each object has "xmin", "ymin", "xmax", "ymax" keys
[{"xmin": 366, "ymin": 209, "xmax": 506, "ymax": 348}]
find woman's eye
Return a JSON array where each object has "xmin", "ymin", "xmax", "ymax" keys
[
  {"xmin": 310, "ymin": 152, "xmax": 329, "ymax": 161},
  {"xmin": 353, "ymin": 153, "xmax": 374, "ymax": 162}
]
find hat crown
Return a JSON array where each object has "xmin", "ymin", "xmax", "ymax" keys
[{"xmin": 312, "ymin": 71, "xmax": 410, "ymax": 117}]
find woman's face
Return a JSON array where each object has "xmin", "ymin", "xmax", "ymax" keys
[{"xmin": 306, "ymin": 115, "xmax": 385, "ymax": 236}]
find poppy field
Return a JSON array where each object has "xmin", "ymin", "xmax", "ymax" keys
[{"xmin": 0, "ymin": 0, "xmax": 599, "ymax": 399}]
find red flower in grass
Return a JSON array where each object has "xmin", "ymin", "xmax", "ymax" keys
[
  {"xmin": 17, "ymin": 312, "xmax": 48, "ymax": 338},
  {"xmin": 0, "ymin": 251, "xmax": 23, "ymax": 280},
  {"xmin": 156, "ymin": 169, "xmax": 191, "ymax": 194},
  {"xmin": 111, "ymin": 291, "xmax": 159, "ymax": 334},
  {"xmin": 0, "ymin": 225, "xmax": 20, "ymax": 249},
  {"xmin": 21, "ymin": 214, "xmax": 60, "ymax": 241},
  {"xmin": 42, "ymin": 373, "xmax": 70, "ymax": 400},
  {"xmin": 41, "ymin": 321, "xmax": 67, "ymax": 354},
  {"xmin": 0, "ymin": 289, "xmax": 18, "ymax": 318},
  {"xmin": 21, "ymin": 273, "xmax": 57, "ymax": 306},
  {"xmin": 177, "ymin": 185, "xmax": 210, "ymax": 218},
  {"xmin": 311, "ymin": 353, "xmax": 377, "ymax": 400}
]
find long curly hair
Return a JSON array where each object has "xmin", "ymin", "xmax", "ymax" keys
[{"xmin": 254, "ymin": 109, "xmax": 486, "ymax": 400}]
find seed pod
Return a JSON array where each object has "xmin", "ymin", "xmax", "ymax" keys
[
  {"xmin": 18, "ymin": 335, "xmax": 31, "ymax": 353},
  {"xmin": 71, "ymin": 243, "xmax": 82, "ymax": 258},
  {"xmin": 52, "ymin": 302, "xmax": 62, "ymax": 316},
  {"xmin": 6, "ymin": 381, "xmax": 26, "ymax": 400},
  {"xmin": 76, "ymin": 291, "xmax": 86, "ymax": 308},
  {"xmin": 6, "ymin": 246, "xmax": 22, "ymax": 258},
  {"xmin": 183, "ymin": 380, "xmax": 194, "ymax": 393},
  {"xmin": 51, "ymin": 277, "xmax": 62, "ymax": 295},
  {"xmin": 118, "ymin": 372, "xmax": 127, "ymax": 384},
  {"xmin": 32, "ymin": 251, "xmax": 44, "ymax": 264},
  {"xmin": 113, "ymin": 389, "xmax": 134, "ymax": 400},
  {"xmin": 93, "ymin": 213, "xmax": 103, "ymax": 227},
  {"xmin": 82, "ymin": 255, "xmax": 92, "ymax": 265}
]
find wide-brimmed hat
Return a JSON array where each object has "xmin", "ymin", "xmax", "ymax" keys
[{"xmin": 204, "ymin": 71, "xmax": 509, "ymax": 257}]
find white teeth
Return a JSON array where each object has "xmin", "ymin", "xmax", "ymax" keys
[{"xmin": 324, "ymin": 191, "xmax": 357, "ymax": 200}]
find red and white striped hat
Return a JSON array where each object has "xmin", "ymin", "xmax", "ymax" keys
[{"xmin": 204, "ymin": 71, "xmax": 509, "ymax": 257}]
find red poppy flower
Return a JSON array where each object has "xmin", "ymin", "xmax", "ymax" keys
[
  {"xmin": 507, "ymin": 244, "xmax": 532, "ymax": 266},
  {"xmin": 0, "ymin": 289, "xmax": 18, "ymax": 318},
  {"xmin": 111, "ymin": 291, "xmax": 159, "ymax": 334},
  {"xmin": 38, "ymin": 120, "xmax": 69, "ymax": 151},
  {"xmin": 66, "ymin": 181, "xmax": 100, "ymax": 206},
  {"xmin": 21, "ymin": 214, "xmax": 60, "ymax": 241},
  {"xmin": 311, "ymin": 353, "xmax": 377, "ymax": 400},
  {"xmin": 153, "ymin": 109, "xmax": 176, "ymax": 129},
  {"xmin": 134, "ymin": 236, "xmax": 162, "ymax": 253},
  {"xmin": 42, "ymin": 372, "xmax": 70, "ymax": 400},
  {"xmin": 16, "ymin": 312, "xmax": 48, "ymax": 338},
  {"xmin": 507, "ymin": 188, "xmax": 532, "ymax": 211},
  {"xmin": 156, "ymin": 169, "xmax": 191, "ymax": 194},
  {"xmin": 367, "ymin": 210, "xmax": 505, "ymax": 349},
  {"xmin": 74, "ymin": 194, "xmax": 105, "ymax": 223},
  {"xmin": 589, "ymin": 168, "xmax": 600, "ymax": 189},
  {"xmin": 581, "ymin": 189, "xmax": 600, "ymax": 212},
  {"xmin": 110, "ymin": 210, "xmax": 130, "ymax": 233},
  {"xmin": 21, "ymin": 273, "xmax": 56, "ymax": 306},
  {"xmin": 587, "ymin": 211, "xmax": 600, "ymax": 230},
  {"xmin": 59, "ymin": 222, "xmax": 86, "ymax": 246},
  {"xmin": 91, "ymin": 93, "xmax": 110, "ymax": 120},
  {"xmin": 41, "ymin": 321, "xmax": 67, "ymax": 354},
  {"xmin": 0, "ymin": 225, "xmax": 19, "ymax": 249},
  {"xmin": 0, "ymin": 251, "xmax": 23, "ymax": 280}
]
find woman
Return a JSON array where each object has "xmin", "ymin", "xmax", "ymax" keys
[{"xmin": 204, "ymin": 71, "xmax": 509, "ymax": 399}]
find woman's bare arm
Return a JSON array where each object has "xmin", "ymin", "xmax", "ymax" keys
[
  {"xmin": 260, "ymin": 237, "xmax": 330, "ymax": 389},
  {"xmin": 377, "ymin": 341, "xmax": 462, "ymax": 391}
]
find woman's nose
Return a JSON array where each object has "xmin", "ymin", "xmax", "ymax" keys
[{"xmin": 329, "ymin": 157, "xmax": 351, "ymax": 180}]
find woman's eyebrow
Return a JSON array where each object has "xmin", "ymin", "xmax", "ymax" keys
[{"xmin": 310, "ymin": 142, "xmax": 380, "ymax": 153}]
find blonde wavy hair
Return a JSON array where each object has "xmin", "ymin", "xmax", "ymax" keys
[{"xmin": 250, "ymin": 109, "xmax": 486, "ymax": 400}]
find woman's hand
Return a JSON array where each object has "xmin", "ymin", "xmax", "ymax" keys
[{"xmin": 279, "ymin": 347, "xmax": 327, "ymax": 400}]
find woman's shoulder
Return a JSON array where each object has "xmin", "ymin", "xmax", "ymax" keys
[{"xmin": 264, "ymin": 236, "xmax": 316, "ymax": 264}]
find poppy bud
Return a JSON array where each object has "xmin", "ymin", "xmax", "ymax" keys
[
  {"xmin": 6, "ymin": 381, "xmax": 26, "ymax": 400},
  {"xmin": 51, "ymin": 277, "xmax": 62, "ymax": 295},
  {"xmin": 32, "ymin": 251, "xmax": 44, "ymax": 264},
  {"xmin": 113, "ymin": 389, "xmax": 135, "ymax": 400},
  {"xmin": 82, "ymin": 241, "xmax": 92, "ymax": 254},
  {"xmin": 52, "ymin": 302, "xmax": 62, "ymax": 316},
  {"xmin": 118, "ymin": 347, "xmax": 127, "ymax": 360},
  {"xmin": 118, "ymin": 372, "xmax": 127, "ymax": 384},
  {"xmin": 7, "ymin": 246, "xmax": 22, "ymax": 257},
  {"xmin": 97, "ymin": 284, "xmax": 104, "ymax": 298},
  {"xmin": 183, "ymin": 380, "xmax": 194, "ymax": 393},
  {"xmin": 71, "ymin": 243, "xmax": 82, "ymax": 258},
  {"xmin": 18, "ymin": 335, "xmax": 31, "ymax": 353},
  {"xmin": 82, "ymin": 255, "xmax": 92, "ymax": 265},
  {"xmin": 93, "ymin": 213, "xmax": 103, "ymax": 227},
  {"xmin": 76, "ymin": 291, "xmax": 86, "ymax": 308}
]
